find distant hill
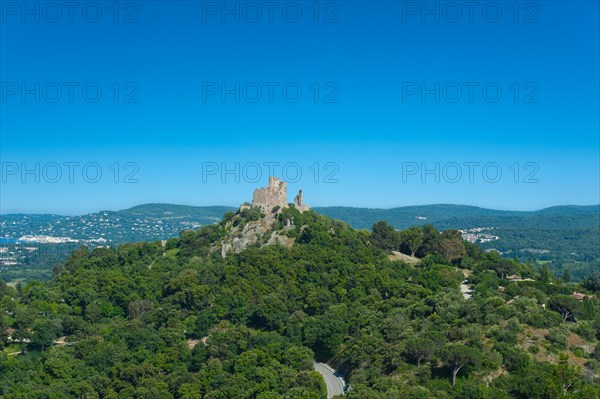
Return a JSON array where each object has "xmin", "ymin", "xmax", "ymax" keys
[
  {"xmin": 120, "ymin": 204, "xmax": 236, "ymax": 220},
  {"xmin": 0, "ymin": 204, "xmax": 237, "ymax": 243},
  {"xmin": 313, "ymin": 204, "xmax": 600, "ymax": 230},
  {"xmin": 1, "ymin": 203, "xmax": 598, "ymax": 282}
]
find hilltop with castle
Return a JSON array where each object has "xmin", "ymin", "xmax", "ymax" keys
[{"xmin": 219, "ymin": 176, "xmax": 310, "ymax": 257}]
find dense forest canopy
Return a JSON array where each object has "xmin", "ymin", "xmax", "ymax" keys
[{"xmin": 1, "ymin": 206, "xmax": 599, "ymax": 398}]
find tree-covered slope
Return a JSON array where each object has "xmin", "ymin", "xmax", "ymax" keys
[{"xmin": 316, "ymin": 205, "xmax": 600, "ymax": 281}]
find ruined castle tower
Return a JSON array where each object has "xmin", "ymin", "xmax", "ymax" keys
[
  {"xmin": 252, "ymin": 176, "xmax": 288, "ymax": 212},
  {"xmin": 294, "ymin": 190, "xmax": 310, "ymax": 212}
]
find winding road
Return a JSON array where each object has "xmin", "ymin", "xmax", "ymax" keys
[{"xmin": 313, "ymin": 362, "xmax": 346, "ymax": 398}]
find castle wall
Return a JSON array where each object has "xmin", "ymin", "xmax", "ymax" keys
[{"xmin": 252, "ymin": 177, "xmax": 288, "ymax": 211}]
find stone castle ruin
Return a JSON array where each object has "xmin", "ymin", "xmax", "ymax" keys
[
  {"xmin": 252, "ymin": 176, "xmax": 288, "ymax": 211},
  {"xmin": 249, "ymin": 176, "xmax": 309, "ymax": 213}
]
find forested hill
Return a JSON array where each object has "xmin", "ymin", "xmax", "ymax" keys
[{"xmin": 1, "ymin": 206, "xmax": 600, "ymax": 398}]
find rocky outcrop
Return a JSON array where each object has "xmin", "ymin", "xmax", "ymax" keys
[
  {"xmin": 220, "ymin": 218, "xmax": 272, "ymax": 258},
  {"xmin": 218, "ymin": 218, "xmax": 295, "ymax": 258}
]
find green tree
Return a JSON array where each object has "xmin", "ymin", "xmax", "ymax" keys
[
  {"xmin": 548, "ymin": 295, "xmax": 581, "ymax": 322},
  {"xmin": 399, "ymin": 226, "xmax": 424, "ymax": 257},
  {"xmin": 555, "ymin": 358, "xmax": 580, "ymax": 396},
  {"xmin": 562, "ymin": 269, "xmax": 571, "ymax": 283},
  {"xmin": 253, "ymin": 294, "xmax": 289, "ymax": 330},
  {"xmin": 127, "ymin": 299, "xmax": 154, "ymax": 319},
  {"xmin": 419, "ymin": 224, "xmax": 442, "ymax": 257},
  {"xmin": 582, "ymin": 272, "xmax": 600, "ymax": 292},
  {"xmin": 31, "ymin": 318, "xmax": 63, "ymax": 351},
  {"xmin": 371, "ymin": 221, "xmax": 401, "ymax": 251},
  {"xmin": 539, "ymin": 264, "xmax": 552, "ymax": 283},
  {"xmin": 0, "ymin": 315, "xmax": 7, "ymax": 348},
  {"xmin": 439, "ymin": 238, "xmax": 466, "ymax": 263},
  {"xmin": 405, "ymin": 337, "xmax": 437, "ymax": 367},
  {"xmin": 12, "ymin": 307, "xmax": 34, "ymax": 342},
  {"xmin": 438, "ymin": 344, "xmax": 481, "ymax": 386}
]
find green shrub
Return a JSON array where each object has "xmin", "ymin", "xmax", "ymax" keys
[
  {"xmin": 495, "ymin": 342, "xmax": 531, "ymax": 372},
  {"xmin": 408, "ymin": 386, "xmax": 431, "ymax": 399},
  {"xmin": 571, "ymin": 321, "xmax": 596, "ymax": 341},
  {"xmin": 572, "ymin": 347, "xmax": 585, "ymax": 358},
  {"xmin": 547, "ymin": 325, "xmax": 570, "ymax": 349}
]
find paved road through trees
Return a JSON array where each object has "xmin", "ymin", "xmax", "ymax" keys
[{"xmin": 313, "ymin": 362, "xmax": 346, "ymax": 398}]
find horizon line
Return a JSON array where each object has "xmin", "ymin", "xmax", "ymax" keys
[{"xmin": 2, "ymin": 202, "xmax": 599, "ymax": 217}]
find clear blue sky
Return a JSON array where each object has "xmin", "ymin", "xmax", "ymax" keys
[{"xmin": 1, "ymin": 0, "xmax": 598, "ymax": 214}]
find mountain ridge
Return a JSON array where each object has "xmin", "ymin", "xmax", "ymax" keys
[{"xmin": 3, "ymin": 202, "xmax": 598, "ymax": 218}]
